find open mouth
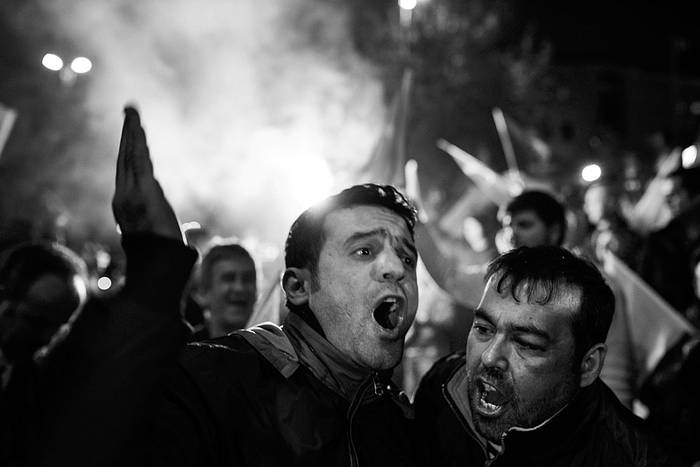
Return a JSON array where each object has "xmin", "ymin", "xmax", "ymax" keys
[
  {"xmin": 476, "ymin": 380, "xmax": 508, "ymax": 416},
  {"xmin": 372, "ymin": 296, "xmax": 404, "ymax": 331}
]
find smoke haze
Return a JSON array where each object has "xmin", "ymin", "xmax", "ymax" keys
[{"xmin": 9, "ymin": 0, "xmax": 386, "ymax": 249}]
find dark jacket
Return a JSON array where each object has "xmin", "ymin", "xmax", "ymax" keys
[
  {"xmin": 414, "ymin": 352, "xmax": 678, "ymax": 467},
  {"xmin": 0, "ymin": 234, "xmax": 198, "ymax": 467},
  {"xmin": 150, "ymin": 313, "xmax": 418, "ymax": 467}
]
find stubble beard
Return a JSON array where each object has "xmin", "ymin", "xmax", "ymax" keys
[{"xmin": 467, "ymin": 365, "xmax": 579, "ymax": 444}]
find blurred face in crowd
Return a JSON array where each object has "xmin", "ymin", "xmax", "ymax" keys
[
  {"xmin": 498, "ymin": 210, "xmax": 558, "ymax": 253},
  {"xmin": 465, "ymin": 276, "xmax": 581, "ymax": 443},
  {"xmin": 306, "ymin": 205, "xmax": 418, "ymax": 370},
  {"xmin": 202, "ymin": 255, "xmax": 257, "ymax": 334},
  {"xmin": 0, "ymin": 273, "xmax": 84, "ymax": 362}
]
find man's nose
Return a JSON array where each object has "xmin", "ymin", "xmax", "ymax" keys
[
  {"xmin": 376, "ymin": 249, "xmax": 406, "ymax": 283},
  {"xmin": 480, "ymin": 335, "xmax": 508, "ymax": 371},
  {"xmin": 230, "ymin": 277, "xmax": 248, "ymax": 292}
]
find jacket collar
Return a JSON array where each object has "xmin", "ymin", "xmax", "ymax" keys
[{"xmin": 283, "ymin": 312, "xmax": 374, "ymax": 401}]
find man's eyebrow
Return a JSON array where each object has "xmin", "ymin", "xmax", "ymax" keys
[
  {"xmin": 344, "ymin": 229, "xmax": 417, "ymax": 257},
  {"xmin": 508, "ymin": 323, "xmax": 551, "ymax": 342},
  {"xmin": 473, "ymin": 308, "xmax": 551, "ymax": 341},
  {"xmin": 473, "ymin": 308, "xmax": 493, "ymax": 324},
  {"xmin": 343, "ymin": 229, "xmax": 386, "ymax": 248}
]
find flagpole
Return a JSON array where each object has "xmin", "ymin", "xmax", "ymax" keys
[{"xmin": 491, "ymin": 107, "xmax": 523, "ymax": 185}]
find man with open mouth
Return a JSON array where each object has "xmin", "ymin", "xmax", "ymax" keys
[
  {"xmin": 48, "ymin": 108, "xmax": 424, "ymax": 467},
  {"xmin": 414, "ymin": 246, "xmax": 677, "ymax": 466}
]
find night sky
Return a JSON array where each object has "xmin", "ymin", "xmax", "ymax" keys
[{"xmin": 525, "ymin": 1, "xmax": 700, "ymax": 77}]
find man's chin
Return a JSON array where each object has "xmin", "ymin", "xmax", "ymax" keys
[
  {"xmin": 472, "ymin": 415, "xmax": 508, "ymax": 444},
  {"xmin": 362, "ymin": 344, "xmax": 403, "ymax": 371}
]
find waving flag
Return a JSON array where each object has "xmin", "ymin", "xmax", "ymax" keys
[
  {"xmin": 602, "ymin": 250, "xmax": 696, "ymax": 387},
  {"xmin": 356, "ymin": 69, "xmax": 413, "ymax": 188},
  {"xmin": 0, "ymin": 102, "xmax": 17, "ymax": 160}
]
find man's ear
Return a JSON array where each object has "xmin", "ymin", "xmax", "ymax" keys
[
  {"xmin": 579, "ymin": 343, "xmax": 606, "ymax": 388},
  {"xmin": 282, "ymin": 268, "xmax": 311, "ymax": 306}
]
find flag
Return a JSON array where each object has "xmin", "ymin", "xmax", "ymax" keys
[
  {"xmin": 436, "ymin": 138, "xmax": 514, "ymax": 207},
  {"xmin": 0, "ymin": 102, "xmax": 17, "ymax": 160},
  {"xmin": 602, "ymin": 251, "xmax": 696, "ymax": 387},
  {"xmin": 356, "ymin": 69, "xmax": 413, "ymax": 188},
  {"xmin": 494, "ymin": 107, "xmax": 552, "ymax": 164}
]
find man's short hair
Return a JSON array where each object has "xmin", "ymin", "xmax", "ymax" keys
[
  {"xmin": 484, "ymin": 246, "xmax": 615, "ymax": 361},
  {"xmin": 284, "ymin": 184, "xmax": 417, "ymax": 277},
  {"xmin": 503, "ymin": 190, "xmax": 567, "ymax": 246},
  {"xmin": 199, "ymin": 243, "xmax": 255, "ymax": 291},
  {"xmin": 0, "ymin": 242, "xmax": 87, "ymax": 301}
]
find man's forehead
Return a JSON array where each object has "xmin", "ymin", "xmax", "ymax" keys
[
  {"xmin": 324, "ymin": 205, "xmax": 412, "ymax": 238},
  {"xmin": 485, "ymin": 275, "xmax": 581, "ymax": 313},
  {"xmin": 213, "ymin": 256, "xmax": 255, "ymax": 271}
]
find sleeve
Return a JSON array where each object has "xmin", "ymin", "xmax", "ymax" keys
[
  {"xmin": 39, "ymin": 233, "xmax": 198, "ymax": 467},
  {"xmin": 413, "ymin": 358, "xmax": 449, "ymax": 465}
]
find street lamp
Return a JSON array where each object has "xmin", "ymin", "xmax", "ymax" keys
[
  {"xmin": 581, "ymin": 163, "xmax": 602, "ymax": 183},
  {"xmin": 70, "ymin": 57, "xmax": 93, "ymax": 74},
  {"xmin": 41, "ymin": 53, "xmax": 64, "ymax": 71},
  {"xmin": 41, "ymin": 52, "xmax": 93, "ymax": 86}
]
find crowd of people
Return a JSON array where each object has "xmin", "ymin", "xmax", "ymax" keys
[{"xmin": 0, "ymin": 105, "xmax": 699, "ymax": 466}]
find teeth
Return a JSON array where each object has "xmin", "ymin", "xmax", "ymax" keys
[{"xmin": 479, "ymin": 393, "xmax": 501, "ymax": 411}]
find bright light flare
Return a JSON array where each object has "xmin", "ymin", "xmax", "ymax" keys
[
  {"xmin": 398, "ymin": 0, "xmax": 417, "ymax": 10},
  {"xmin": 245, "ymin": 128, "xmax": 335, "ymax": 221},
  {"xmin": 181, "ymin": 221, "xmax": 202, "ymax": 232},
  {"xmin": 42, "ymin": 53, "xmax": 64, "ymax": 71},
  {"xmin": 682, "ymin": 145, "xmax": 697, "ymax": 168},
  {"xmin": 97, "ymin": 276, "xmax": 112, "ymax": 291},
  {"xmin": 581, "ymin": 164, "xmax": 602, "ymax": 183},
  {"xmin": 70, "ymin": 56, "xmax": 93, "ymax": 74}
]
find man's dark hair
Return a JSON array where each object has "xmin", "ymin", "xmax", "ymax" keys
[
  {"xmin": 484, "ymin": 246, "xmax": 615, "ymax": 361},
  {"xmin": 284, "ymin": 184, "xmax": 417, "ymax": 276},
  {"xmin": 0, "ymin": 242, "xmax": 87, "ymax": 301},
  {"xmin": 199, "ymin": 243, "xmax": 255, "ymax": 291},
  {"xmin": 503, "ymin": 190, "xmax": 567, "ymax": 246}
]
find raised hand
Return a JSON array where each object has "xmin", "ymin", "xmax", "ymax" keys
[{"xmin": 112, "ymin": 106, "xmax": 184, "ymax": 242}]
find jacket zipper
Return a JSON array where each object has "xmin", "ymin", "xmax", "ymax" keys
[
  {"xmin": 440, "ymin": 372, "xmax": 490, "ymax": 465},
  {"xmin": 346, "ymin": 373, "xmax": 382, "ymax": 467}
]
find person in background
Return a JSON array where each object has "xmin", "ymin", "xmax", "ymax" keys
[
  {"xmin": 640, "ymin": 164, "xmax": 700, "ymax": 317},
  {"xmin": 414, "ymin": 246, "xmax": 677, "ymax": 466},
  {"xmin": 0, "ymin": 242, "xmax": 89, "ymax": 467},
  {"xmin": 0, "ymin": 242, "xmax": 88, "ymax": 380},
  {"xmin": 194, "ymin": 242, "xmax": 257, "ymax": 339},
  {"xmin": 416, "ymin": 189, "xmax": 567, "ymax": 311},
  {"xmin": 582, "ymin": 178, "xmax": 642, "ymax": 271}
]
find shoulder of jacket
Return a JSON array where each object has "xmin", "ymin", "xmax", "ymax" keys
[{"xmin": 416, "ymin": 351, "xmax": 465, "ymax": 395}]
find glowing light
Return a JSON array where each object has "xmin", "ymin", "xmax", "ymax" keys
[
  {"xmin": 70, "ymin": 56, "xmax": 93, "ymax": 74},
  {"xmin": 398, "ymin": 0, "xmax": 417, "ymax": 10},
  {"xmin": 581, "ymin": 164, "xmax": 602, "ymax": 183},
  {"xmin": 42, "ymin": 53, "xmax": 64, "ymax": 71},
  {"xmin": 245, "ymin": 128, "xmax": 335, "ymax": 223},
  {"xmin": 681, "ymin": 145, "xmax": 697, "ymax": 168},
  {"xmin": 97, "ymin": 276, "xmax": 112, "ymax": 290}
]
